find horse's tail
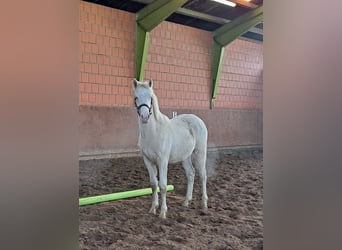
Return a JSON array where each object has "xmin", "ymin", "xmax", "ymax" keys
[
  {"xmin": 194, "ymin": 118, "xmax": 208, "ymax": 158},
  {"xmin": 187, "ymin": 115, "xmax": 207, "ymax": 170}
]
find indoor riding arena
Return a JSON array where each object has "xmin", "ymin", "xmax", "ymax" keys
[{"xmin": 79, "ymin": 0, "xmax": 263, "ymax": 249}]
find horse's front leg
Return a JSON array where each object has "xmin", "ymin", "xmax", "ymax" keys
[
  {"xmin": 158, "ymin": 158, "xmax": 168, "ymax": 219},
  {"xmin": 143, "ymin": 156, "xmax": 159, "ymax": 215}
]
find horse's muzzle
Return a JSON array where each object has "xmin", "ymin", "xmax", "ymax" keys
[{"xmin": 141, "ymin": 114, "xmax": 150, "ymax": 123}]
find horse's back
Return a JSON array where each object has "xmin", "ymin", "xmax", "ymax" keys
[{"xmin": 172, "ymin": 114, "xmax": 208, "ymax": 143}]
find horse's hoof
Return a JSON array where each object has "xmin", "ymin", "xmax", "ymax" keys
[
  {"xmin": 201, "ymin": 207, "xmax": 208, "ymax": 215},
  {"xmin": 159, "ymin": 212, "xmax": 166, "ymax": 219},
  {"xmin": 182, "ymin": 200, "xmax": 189, "ymax": 208},
  {"xmin": 149, "ymin": 208, "xmax": 156, "ymax": 215}
]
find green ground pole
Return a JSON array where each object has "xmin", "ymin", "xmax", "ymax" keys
[{"xmin": 79, "ymin": 184, "xmax": 174, "ymax": 206}]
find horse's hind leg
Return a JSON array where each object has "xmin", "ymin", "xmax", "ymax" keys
[
  {"xmin": 182, "ymin": 156, "xmax": 195, "ymax": 208},
  {"xmin": 143, "ymin": 156, "xmax": 159, "ymax": 215},
  {"xmin": 192, "ymin": 150, "xmax": 208, "ymax": 213}
]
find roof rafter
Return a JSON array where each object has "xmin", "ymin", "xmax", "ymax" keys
[
  {"xmin": 137, "ymin": 0, "xmax": 187, "ymax": 31},
  {"xmin": 213, "ymin": 5, "xmax": 263, "ymax": 47}
]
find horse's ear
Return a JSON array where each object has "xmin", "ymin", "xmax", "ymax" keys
[
  {"xmin": 148, "ymin": 79, "xmax": 153, "ymax": 88},
  {"xmin": 133, "ymin": 79, "xmax": 138, "ymax": 89}
]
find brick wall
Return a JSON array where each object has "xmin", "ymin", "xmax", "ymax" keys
[
  {"xmin": 79, "ymin": 1, "xmax": 263, "ymax": 110},
  {"xmin": 216, "ymin": 41, "xmax": 263, "ymax": 109},
  {"xmin": 79, "ymin": 2, "xmax": 135, "ymax": 106},
  {"xmin": 145, "ymin": 22, "xmax": 212, "ymax": 109}
]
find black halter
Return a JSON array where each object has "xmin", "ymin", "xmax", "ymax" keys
[{"xmin": 135, "ymin": 97, "xmax": 153, "ymax": 116}]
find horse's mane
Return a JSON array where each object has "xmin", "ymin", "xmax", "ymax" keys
[{"xmin": 151, "ymin": 91, "xmax": 169, "ymax": 123}]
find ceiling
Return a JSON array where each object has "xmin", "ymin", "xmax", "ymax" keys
[{"xmin": 84, "ymin": 0, "xmax": 263, "ymax": 43}]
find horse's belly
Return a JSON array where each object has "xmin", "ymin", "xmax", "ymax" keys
[{"xmin": 169, "ymin": 133, "xmax": 195, "ymax": 163}]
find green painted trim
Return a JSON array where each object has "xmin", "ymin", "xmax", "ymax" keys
[
  {"xmin": 213, "ymin": 5, "xmax": 263, "ymax": 47},
  {"xmin": 137, "ymin": 0, "xmax": 187, "ymax": 31},
  {"xmin": 211, "ymin": 42, "xmax": 225, "ymax": 109},
  {"xmin": 136, "ymin": 25, "xmax": 150, "ymax": 81}
]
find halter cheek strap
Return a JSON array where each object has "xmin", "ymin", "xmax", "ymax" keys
[{"xmin": 135, "ymin": 98, "xmax": 153, "ymax": 115}]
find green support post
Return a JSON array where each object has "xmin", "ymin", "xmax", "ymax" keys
[
  {"xmin": 136, "ymin": 25, "xmax": 150, "ymax": 81},
  {"xmin": 135, "ymin": 0, "xmax": 187, "ymax": 81},
  {"xmin": 210, "ymin": 5, "xmax": 263, "ymax": 108},
  {"xmin": 211, "ymin": 41, "xmax": 225, "ymax": 109}
]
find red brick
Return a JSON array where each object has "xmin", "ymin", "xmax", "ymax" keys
[
  {"xmin": 105, "ymin": 66, "xmax": 111, "ymax": 75},
  {"xmin": 118, "ymin": 68, "xmax": 126, "ymax": 76},
  {"xmin": 99, "ymin": 26, "xmax": 105, "ymax": 36},
  {"xmin": 89, "ymin": 94, "xmax": 96, "ymax": 103},
  {"xmin": 96, "ymin": 15, "xmax": 102, "ymax": 25},
  {"xmin": 99, "ymin": 84, "xmax": 105, "ymax": 94},
  {"xmin": 91, "ymin": 44, "xmax": 99, "ymax": 54},
  {"xmin": 96, "ymin": 94, "xmax": 103, "ymax": 103},
  {"xmin": 99, "ymin": 65, "xmax": 105, "ymax": 74},
  {"xmin": 91, "ymin": 64, "xmax": 98, "ymax": 74},
  {"xmin": 105, "ymin": 85, "xmax": 111, "ymax": 94},
  {"xmin": 80, "ymin": 11, "xmax": 88, "ymax": 22},
  {"xmin": 89, "ymin": 74, "xmax": 96, "ymax": 83},
  {"xmin": 103, "ymin": 75, "xmax": 109, "ymax": 84},
  {"xmin": 110, "ymin": 95, "xmax": 116, "ymax": 104},
  {"xmin": 111, "ymin": 86, "xmax": 118, "ymax": 95},
  {"xmin": 103, "ymin": 95, "xmax": 110, "ymax": 104},
  {"xmin": 81, "ymin": 73, "xmax": 89, "ymax": 83},
  {"xmin": 111, "ymin": 67, "xmax": 118, "ymax": 76},
  {"xmin": 84, "ymin": 44, "xmax": 92, "ymax": 53},
  {"xmin": 84, "ymin": 83, "xmax": 92, "ymax": 92},
  {"xmin": 104, "ymin": 56, "xmax": 110, "ymax": 65},
  {"xmin": 116, "ymin": 95, "xmax": 123, "ymax": 105},
  {"xmin": 84, "ymin": 63, "xmax": 91, "ymax": 73},
  {"xmin": 91, "ymin": 84, "xmax": 99, "ymax": 93},
  {"xmin": 98, "ymin": 46, "xmax": 105, "ymax": 56},
  {"xmin": 81, "ymin": 93, "xmax": 88, "ymax": 103},
  {"xmin": 84, "ymin": 23, "xmax": 91, "ymax": 33},
  {"xmin": 89, "ymin": 33, "xmax": 96, "ymax": 44},
  {"xmin": 96, "ymin": 75, "xmax": 103, "ymax": 84},
  {"xmin": 109, "ymin": 76, "xmax": 115, "ymax": 85},
  {"xmin": 118, "ymin": 86, "xmax": 125, "ymax": 95}
]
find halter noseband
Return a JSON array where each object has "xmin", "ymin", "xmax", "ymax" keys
[{"xmin": 135, "ymin": 97, "xmax": 153, "ymax": 116}]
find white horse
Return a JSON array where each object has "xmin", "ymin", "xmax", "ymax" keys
[{"xmin": 132, "ymin": 79, "xmax": 208, "ymax": 219}]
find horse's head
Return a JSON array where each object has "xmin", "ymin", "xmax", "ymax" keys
[{"xmin": 132, "ymin": 79, "xmax": 154, "ymax": 123}]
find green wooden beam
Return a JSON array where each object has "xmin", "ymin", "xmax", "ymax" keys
[
  {"xmin": 136, "ymin": 25, "xmax": 150, "ymax": 81},
  {"xmin": 213, "ymin": 5, "xmax": 263, "ymax": 47},
  {"xmin": 211, "ymin": 5, "xmax": 263, "ymax": 108},
  {"xmin": 137, "ymin": 0, "xmax": 187, "ymax": 32},
  {"xmin": 211, "ymin": 41, "xmax": 225, "ymax": 109},
  {"xmin": 135, "ymin": 0, "xmax": 187, "ymax": 80},
  {"xmin": 176, "ymin": 7, "xmax": 230, "ymax": 24}
]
